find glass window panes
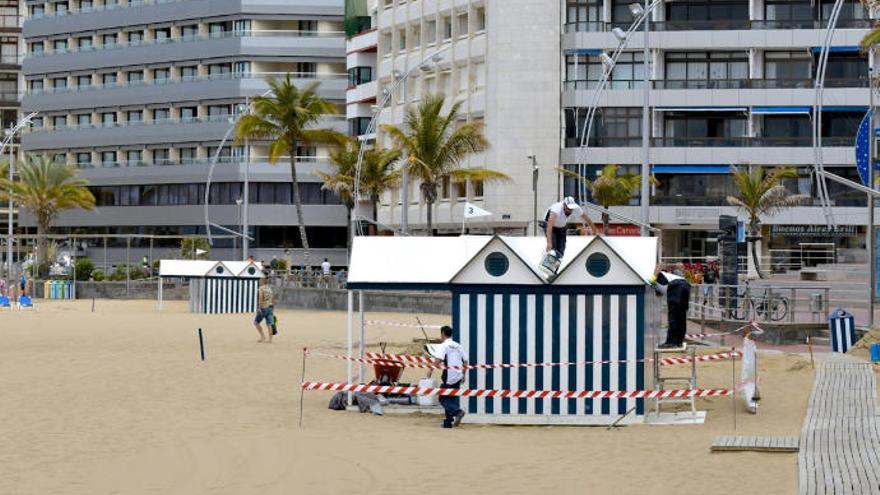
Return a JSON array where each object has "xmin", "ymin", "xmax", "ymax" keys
[
  {"xmin": 101, "ymin": 112, "xmax": 117, "ymax": 127},
  {"xmin": 127, "ymin": 71, "xmax": 143, "ymax": 83},
  {"xmin": 179, "ymin": 106, "xmax": 197, "ymax": 121},
  {"xmin": 30, "ymin": 41, "xmax": 43, "ymax": 53},
  {"xmin": 153, "ymin": 108, "xmax": 170, "ymax": 121},
  {"xmin": 77, "ymin": 113, "xmax": 91, "ymax": 127},
  {"xmin": 77, "ymin": 36, "xmax": 92, "ymax": 49},
  {"xmin": 101, "ymin": 151, "xmax": 116, "ymax": 165},
  {"xmin": 52, "ymin": 39, "xmax": 67, "ymax": 52},
  {"xmin": 179, "ymin": 147, "xmax": 197, "ymax": 164},
  {"xmin": 76, "ymin": 152, "xmax": 91, "ymax": 165},
  {"xmin": 180, "ymin": 25, "xmax": 198, "ymax": 40},
  {"xmin": 127, "ymin": 110, "xmax": 143, "ymax": 123},
  {"xmin": 153, "ymin": 148, "xmax": 170, "ymax": 164},
  {"xmin": 29, "ymin": 79, "xmax": 43, "ymax": 91},
  {"xmin": 52, "ymin": 115, "xmax": 66, "ymax": 128},
  {"xmin": 52, "ymin": 77, "xmax": 66, "ymax": 89},
  {"xmin": 764, "ymin": 51, "xmax": 812, "ymax": 80},
  {"xmin": 128, "ymin": 30, "xmax": 143, "ymax": 45},
  {"xmin": 153, "ymin": 68, "xmax": 170, "ymax": 81},
  {"xmin": 77, "ymin": 75, "xmax": 91, "ymax": 87},
  {"xmin": 180, "ymin": 65, "xmax": 198, "ymax": 81},
  {"xmin": 567, "ymin": 0, "xmax": 602, "ymax": 30},
  {"xmin": 126, "ymin": 150, "xmax": 142, "ymax": 164},
  {"xmin": 102, "ymin": 73, "xmax": 117, "ymax": 86},
  {"xmin": 102, "ymin": 33, "xmax": 117, "ymax": 47}
]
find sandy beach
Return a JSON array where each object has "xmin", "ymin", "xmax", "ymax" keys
[{"xmin": 2, "ymin": 299, "xmax": 872, "ymax": 494}]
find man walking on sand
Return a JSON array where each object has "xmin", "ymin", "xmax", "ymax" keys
[
  {"xmin": 427, "ymin": 326, "xmax": 468, "ymax": 428},
  {"xmin": 254, "ymin": 276, "xmax": 275, "ymax": 343}
]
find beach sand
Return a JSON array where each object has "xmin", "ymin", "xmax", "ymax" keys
[{"xmin": 0, "ymin": 299, "xmax": 851, "ymax": 494}]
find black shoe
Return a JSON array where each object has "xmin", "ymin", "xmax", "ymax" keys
[
  {"xmin": 658, "ymin": 342, "xmax": 677, "ymax": 349},
  {"xmin": 453, "ymin": 411, "xmax": 466, "ymax": 427}
]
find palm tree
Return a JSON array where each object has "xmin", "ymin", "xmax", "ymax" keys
[
  {"xmin": 0, "ymin": 154, "xmax": 95, "ymax": 277},
  {"xmin": 381, "ymin": 94, "xmax": 509, "ymax": 235},
  {"xmin": 727, "ymin": 165, "xmax": 808, "ymax": 278},
  {"xmin": 360, "ymin": 146, "xmax": 401, "ymax": 226},
  {"xmin": 558, "ymin": 164, "xmax": 651, "ymax": 234},
  {"xmin": 235, "ymin": 75, "xmax": 338, "ymax": 266}
]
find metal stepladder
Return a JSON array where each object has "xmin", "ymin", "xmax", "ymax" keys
[{"xmin": 652, "ymin": 345, "xmax": 697, "ymax": 417}]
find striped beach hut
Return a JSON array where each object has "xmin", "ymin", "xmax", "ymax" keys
[
  {"xmin": 158, "ymin": 260, "xmax": 264, "ymax": 314},
  {"xmin": 346, "ymin": 235, "xmax": 658, "ymax": 425}
]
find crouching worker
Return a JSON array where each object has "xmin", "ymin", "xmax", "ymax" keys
[
  {"xmin": 427, "ymin": 325, "xmax": 468, "ymax": 429},
  {"xmin": 650, "ymin": 270, "xmax": 691, "ymax": 350},
  {"xmin": 543, "ymin": 196, "xmax": 598, "ymax": 260}
]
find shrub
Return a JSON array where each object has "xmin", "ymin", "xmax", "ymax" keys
[
  {"xmin": 74, "ymin": 258, "xmax": 95, "ymax": 281},
  {"xmin": 91, "ymin": 270, "xmax": 105, "ymax": 282},
  {"xmin": 180, "ymin": 237, "xmax": 210, "ymax": 259}
]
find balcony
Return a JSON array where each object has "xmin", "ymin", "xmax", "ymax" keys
[
  {"xmin": 564, "ymin": 18, "xmax": 871, "ymax": 33},
  {"xmin": 22, "ymin": 72, "xmax": 348, "ymax": 112},
  {"xmin": 651, "ymin": 136, "xmax": 852, "ymax": 147},
  {"xmin": 652, "ymin": 78, "xmax": 868, "ymax": 89}
]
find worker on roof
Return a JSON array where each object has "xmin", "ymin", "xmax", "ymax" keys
[{"xmin": 543, "ymin": 196, "xmax": 599, "ymax": 257}]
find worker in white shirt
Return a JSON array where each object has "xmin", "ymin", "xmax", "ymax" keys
[
  {"xmin": 650, "ymin": 269, "xmax": 691, "ymax": 350},
  {"xmin": 427, "ymin": 325, "xmax": 468, "ymax": 428},
  {"xmin": 543, "ymin": 196, "xmax": 599, "ymax": 257},
  {"xmin": 321, "ymin": 258, "xmax": 331, "ymax": 276}
]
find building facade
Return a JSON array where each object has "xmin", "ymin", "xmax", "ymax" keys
[
  {"xmin": 20, "ymin": 0, "xmax": 349, "ymax": 265},
  {"xmin": 0, "ymin": 0, "xmax": 22, "ymax": 278},
  {"xmin": 371, "ymin": 0, "xmax": 877, "ymax": 269}
]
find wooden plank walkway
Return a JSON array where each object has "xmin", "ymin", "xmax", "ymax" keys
[
  {"xmin": 712, "ymin": 435, "xmax": 799, "ymax": 453},
  {"xmin": 799, "ymin": 358, "xmax": 880, "ymax": 494}
]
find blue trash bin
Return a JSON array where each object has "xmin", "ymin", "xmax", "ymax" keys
[
  {"xmin": 829, "ymin": 308, "xmax": 857, "ymax": 354},
  {"xmin": 49, "ymin": 280, "xmax": 57, "ymax": 299},
  {"xmin": 871, "ymin": 343, "xmax": 880, "ymax": 363}
]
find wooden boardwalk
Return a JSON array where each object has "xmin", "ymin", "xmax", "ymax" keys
[
  {"xmin": 799, "ymin": 358, "xmax": 880, "ymax": 494},
  {"xmin": 712, "ymin": 435, "xmax": 799, "ymax": 453}
]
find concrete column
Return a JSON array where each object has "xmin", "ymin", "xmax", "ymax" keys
[
  {"xmin": 651, "ymin": 48, "xmax": 663, "ymax": 80},
  {"xmin": 602, "ymin": 0, "xmax": 611, "ymax": 23},
  {"xmin": 750, "ymin": 48, "xmax": 762, "ymax": 79},
  {"xmin": 751, "ymin": 0, "xmax": 764, "ymax": 21}
]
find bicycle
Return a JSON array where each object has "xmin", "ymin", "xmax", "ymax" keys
[{"xmin": 725, "ymin": 282, "xmax": 789, "ymax": 322}]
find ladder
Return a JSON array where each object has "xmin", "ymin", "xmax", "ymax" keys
[{"xmin": 652, "ymin": 345, "xmax": 697, "ymax": 417}]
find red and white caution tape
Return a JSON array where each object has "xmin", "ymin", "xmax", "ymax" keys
[
  {"xmin": 302, "ymin": 381, "xmax": 745, "ymax": 399},
  {"xmin": 306, "ymin": 350, "xmax": 741, "ymax": 370},
  {"xmin": 686, "ymin": 321, "xmax": 763, "ymax": 340},
  {"xmin": 366, "ymin": 320, "xmax": 444, "ymax": 329}
]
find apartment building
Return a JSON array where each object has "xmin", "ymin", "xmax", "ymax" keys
[
  {"xmin": 563, "ymin": 0, "xmax": 875, "ymax": 264},
  {"xmin": 345, "ymin": 0, "xmax": 377, "ymax": 141},
  {"xmin": 19, "ymin": 0, "xmax": 349, "ymax": 265},
  {"xmin": 373, "ymin": 0, "xmax": 562, "ymax": 235},
  {"xmin": 0, "ymin": 0, "xmax": 22, "ymax": 274}
]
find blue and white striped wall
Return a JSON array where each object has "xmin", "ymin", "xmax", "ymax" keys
[
  {"xmin": 829, "ymin": 309, "xmax": 857, "ymax": 354},
  {"xmin": 453, "ymin": 287, "xmax": 645, "ymax": 424},
  {"xmin": 190, "ymin": 277, "xmax": 259, "ymax": 314}
]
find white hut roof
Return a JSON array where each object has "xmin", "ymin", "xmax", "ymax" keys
[
  {"xmin": 347, "ymin": 235, "xmax": 657, "ymax": 287},
  {"xmin": 159, "ymin": 260, "xmax": 265, "ymax": 278}
]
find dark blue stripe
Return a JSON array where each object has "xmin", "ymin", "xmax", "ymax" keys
[
  {"xmin": 636, "ymin": 293, "xmax": 645, "ymax": 415},
  {"xmin": 601, "ymin": 295, "xmax": 611, "ymax": 415},
  {"xmin": 584, "ymin": 295, "xmax": 594, "ymax": 415},
  {"xmin": 618, "ymin": 295, "xmax": 628, "ymax": 413},
  {"xmin": 468, "ymin": 293, "xmax": 478, "ymax": 414},
  {"xmin": 454, "ymin": 285, "xmax": 644, "ymax": 295},
  {"xmin": 535, "ymin": 295, "xmax": 544, "ymax": 415},
  {"xmin": 551, "ymin": 294, "xmax": 561, "ymax": 415},
  {"xmin": 501, "ymin": 294, "xmax": 511, "ymax": 415},
  {"xmin": 485, "ymin": 294, "xmax": 495, "ymax": 415},
  {"xmin": 518, "ymin": 295, "xmax": 528, "ymax": 413},
  {"xmin": 568, "ymin": 295, "xmax": 578, "ymax": 413}
]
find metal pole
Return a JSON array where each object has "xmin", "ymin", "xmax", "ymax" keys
[
  {"xmin": 243, "ymin": 133, "xmax": 250, "ymax": 259},
  {"xmin": 6, "ymin": 125, "xmax": 13, "ymax": 300},
  {"xmin": 400, "ymin": 65, "xmax": 409, "ymax": 235},
  {"xmin": 869, "ymin": 69, "xmax": 876, "ymax": 328},
  {"xmin": 639, "ymin": 0, "xmax": 651, "ymax": 236},
  {"xmin": 346, "ymin": 290, "xmax": 353, "ymax": 406},
  {"xmin": 358, "ymin": 290, "xmax": 365, "ymax": 384},
  {"xmin": 530, "ymin": 155, "xmax": 538, "ymax": 236},
  {"xmin": 125, "ymin": 237, "xmax": 130, "ymax": 295}
]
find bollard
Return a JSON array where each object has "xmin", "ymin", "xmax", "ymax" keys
[
  {"xmin": 198, "ymin": 328, "xmax": 205, "ymax": 361},
  {"xmin": 91, "ymin": 297, "xmax": 95, "ymax": 313}
]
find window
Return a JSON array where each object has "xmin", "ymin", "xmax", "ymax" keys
[
  {"xmin": 207, "ymin": 104, "xmax": 231, "ymax": 121},
  {"xmin": 52, "ymin": 153, "xmax": 66, "ymax": 164},
  {"xmin": 127, "ymin": 70, "xmax": 144, "ymax": 84},
  {"xmin": 764, "ymin": 51, "xmax": 812, "ymax": 82},
  {"xmin": 52, "ymin": 77, "xmax": 67, "ymax": 90},
  {"xmin": 52, "ymin": 39, "xmax": 67, "ymax": 53},
  {"xmin": 76, "ymin": 113, "xmax": 91, "ymax": 127},
  {"xmin": 179, "ymin": 147, "xmax": 197, "ymax": 164},
  {"xmin": 153, "ymin": 148, "xmax": 170, "ymax": 165},
  {"xmin": 79, "ymin": 0, "xmax": 92, "ymax": 11},
  {"xmin": 653, "ymin": 173, "xmax": 738, "ymax": 206},
  {"xmin": 425, "ymin": 20, "xmax": 437, "ymax": 44},
  {"xmin": 825, "ymin": 53, "xmax": 868, "ymax": 86},
  {"xmin": 663, "ymin": 111, "xmax": 747, "ymax": 146},
  {"xmin": 101, "ymin": 112, "xmax": 117, "ymax": 127},
  {"xmin": 764, "ymin": 0, "xmax": 812, "ymax": 26},
  {"xmin": 101, "ymin": 72, "xmax": 117, "ymax": 87},
  {"xmin": 76, "ymin": 74, "xmax": 91, "ymax": 88},
  {"xmin": 127, "ymin": 30, "xmax": 143, "ymax": 45},
  {"xmin": 665, "ymin": 0, "xmax": 750, "ymax": 27},
  {"xmin": 102, "ymin": 33, "xmax": 117, "ymax": 47},
  {"xmin": 442, "ymin": 16, "xmax": 452, "ymax": 40},
  {"xmin": 101, "ymin": 151, "xmax": 116, "ymax": 166},
  {"xmin": 761, "ymin": 115, "xmax": 810, "ymax": 145},
  {"xmin": 29, "ymin": 79, "xmax": 43, "ymax": 92},
  {"xmin": 611, "ymin": 0, "xmax": 637, "ymax": 23},
  {"xmin": 127, "ymin": 110, "xmax": 143, "ymax": 124},
  {"xmin": 456, "ymin": 12, "xmax": 468, "ymax": 37},
  {"xmin": 664, "ymin": 52, "xmax": 749, "ymax": 89},
  {"xmin": 567, "ymin": 0, "xmax": 601, "ymax": 31},
  {"xmin": 296, "ymin": 62, "xmax": 316, "ymax": 76},
  {"xmin": 233, "ymin": 61, "xmax": 251, "ymax": 75},
  {"xmin": 52, "ymin": 115, "xmax": 66, "ymax": 128},
  {"xmin": 565, "ymin": 107, "xmax": 643, "ymax": 147},
  {"xmin": 153, "ymin": 27, "xmax": 171, "ymax": 42},
  {"xmin": 208, "ymin": 22, "xmax": 227, "ymax": 38},
  {"xmin": 126, "ymin": 150, "xmax": 142, "ymax": 165},
  {"xmin": 819, "ymin": 0, "xmax": 866, "ymax": 22},
  {"xmin": 298, "ymin": 20, "xmax": 317, "ymax": 34},
  {"xmin": 348, "ymin": 66, "xmax": 372, "ymax": 86},
  {"xmin": 30, "ymin": 4, "xmax": 44, "ymax": 16},
  {"xmin": 179, "ymin": 106, "xmax": 198, "ymax": 122},
  {"xmin": 152, "ymin": 107, "xmax": 170, "ymax": 121},
  {"xmin": 55, "ymin": 2, "xmax": 68, "ymax": 15},
  {"xmin": 180, "ymin": 24, "xmax": 198, "ymax": 40},
  {"xmin": 77, "ymin": 36, "xmax": 92, "ymax": 50},
  {"xmin": 565, "ymin": 52, "xmax": 643, "ymax": 90},
  {"xmin": 153, "ymin": 68, "xmax": 170, "ymax": 82},
  {"xmin": 75, "ymin": 152, "xmax": 91, "ymax": 166},
  {"xmin": 475, "ymin": 7, "xmax": 486, "ymax": 31},
  {"xmin": 104, "ymin": 0, "xmax": 117, "ymax": 7},
  {"xmin": 179, "ymin": 65, "xmax": 198, "ymax": 81},
  {"xmin": 31, "ymin": 116, "xmax": 43, "ymax": 128},
  {"xmin": 208, "ymin": 63, "xmax": 231, "ymax": 79},
  {"xmin": 30, "ymin": 41, "xmax": 44, "ymax": 54},
  {"xmin": 0, "ymin": 40, "xmax": 17, "ymax": 64}
]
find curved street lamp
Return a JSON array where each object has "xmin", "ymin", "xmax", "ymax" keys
[
  {"xmin": 5, "ymin": 111, "xmax": 39, "ymax": 287},
  {"xmin": 351, "ymin": 44, "xmax": 452, "ymax": 238}
]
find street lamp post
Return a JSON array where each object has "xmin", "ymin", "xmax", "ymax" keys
[
  {"xmin": 639, "ymin": 0, "xmax": 651, "ymax": 236},
  {"xmin": 529, "ymin": 155, "xmax": 538, "ymax": 236},
  {"xmin": 235, "ymin": 197, "xmax": 243, "ymax": 260},
  {"xmin": 4, "ymin": 112, "xmax": 38, "ymax": 299}
]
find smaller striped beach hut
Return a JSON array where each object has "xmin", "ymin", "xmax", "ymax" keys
[
  {"xmin": 346, "ymin": 235, "xmax": 658, "ymax": 425},
  {"xmin": 158, "ymin": 260, "xmax": 264, "ymax": 314}
]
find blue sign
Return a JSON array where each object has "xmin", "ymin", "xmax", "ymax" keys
[
  {"xmin": 856, "ymin": 110, "xmax": 873, "ymax": 187},
  {"xmin": 876, "ymin": 228, "xmax": 880, "ymax": 299},
  {"xmin": 737, "ymin": 221, "xmax": 745, "ymax": 243}
]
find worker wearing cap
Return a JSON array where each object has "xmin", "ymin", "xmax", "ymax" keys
[
  {"xmin": 544, "ymin": 196, "xmax": 599, "ymax": 256},
  {"xmin": 650, "ymin": 270, "xmax": 691, "ymax": 350}
]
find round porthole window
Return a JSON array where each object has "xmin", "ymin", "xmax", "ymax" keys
[
  {"xmin": 247, "ymin": 267, "xmax": 256, "ymax": 275},
  {"xmin": 586, "ymin": 253, "xmax": 610, "ymax": 278},
  {"xmin": 216, "ymin": 266, "xmax": 225, "ymax": 274},
  {"xmin": 484, "ymin": 252, "xmax": 509, "ymax": 277}
]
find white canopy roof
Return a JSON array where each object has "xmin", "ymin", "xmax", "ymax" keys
[
  {"xmin": 347, "ymin": 235, "xmax": 657, "ymax": 287},
  {"xmin": 159, "ymin": 260, "xmax": 264, "ymax": 278}
]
